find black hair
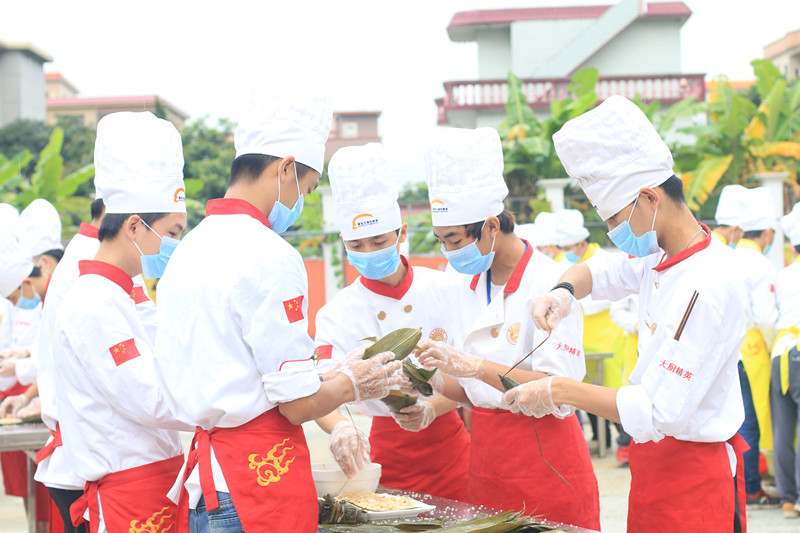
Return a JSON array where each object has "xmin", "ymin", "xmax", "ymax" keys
[
  {"xmin": 228, "ymin": 154, "xmax": 315, "ymax": 187},
  {"xmin": 91, "ymin": 198, "xmax": 105, "ymax": 220},
  {"xmin": 743, "ymin": 230, "xmax": 767, "ymax": 240},
  {"xmin": 464, "ymin": 210, "xmax": 516, "ymax": 240},
  {"xmin": 795, "ymin": 244, "xmax": 800, "ymax": 255},
  {"xmin": 28, "ymin": 265, "xmax": 42, "ymax": 278},
  {"xmin": 41, "ymin": 248, "xmax": 63, "ymax": 263},
  {"xmin": 658, "ymin": 175, "xmax": 685, "ymax": 204},
  {"xmin": 98, "ymin": 213, "xmax": 170, "ymax": 242}
]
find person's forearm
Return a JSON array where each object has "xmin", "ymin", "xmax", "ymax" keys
[
  {"xmin": 315, "ymin": 409, "xmax": 348, "ymax": 434},
  {"xmin": 440, "ymin": 374, "xmax": 470, "ymax": 405},
  {"xmin": 550, "ymin": 377, "xmax": 620, "ymax": 423},
  {"xmin": 279, "ymin": 373, "xmax": 355, "ymax": 425},
  {"xmin": 559, "ymin": 263, "xmax": 593, "ymax": 299},
  {"xmin": 430, "ymin": 395, "xmax": 459, "ymax": 417},
  {"xmin": 479, "ymin": 360, "xmax": 549, "ymax": 393},
  {"xmin": 23, "ymin": 383, "xmax": 38, "ymax": 402}
]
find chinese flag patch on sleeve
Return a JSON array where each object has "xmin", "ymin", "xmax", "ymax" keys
[
  {"xmin": 314, "ymin": 344, "xmax": 333, "ymax": 361},
  {"xmin": 108, "ymin": 338, "xmax": 142, "ymax": 366},
  {"xmin": 283, "ymin": 295, "xmax": 305, "ymax": 323}
]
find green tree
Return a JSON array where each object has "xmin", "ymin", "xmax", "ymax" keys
[{"xmin": 0, "ymin": 119, "xmax": 51, "ymax": 176}]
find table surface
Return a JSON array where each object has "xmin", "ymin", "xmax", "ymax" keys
[
  {"xmin": 0, "ymin": 423, "xmax": 51, "ymax": 452},
  {"xmin": 319, "ymin": 486, "xmax": 601, "ymax": 532}
]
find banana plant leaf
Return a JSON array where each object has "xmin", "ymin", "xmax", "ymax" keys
[
  {"xmin": 404, "ymin": 360, "xmax": 437, "ymax": 397},
  {"xmin": 499, "ymin": 375, "xmax": 520, "ymax": 392},
  {"xmin": 381, "ymin": 390, "xmax": 418, "ymax": 413},
  {"xmin": 363, "ymin": 327, "xmax": 422, "ymax": 361}
]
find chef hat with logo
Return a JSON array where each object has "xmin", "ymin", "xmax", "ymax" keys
[
  {"xmin": 235, "ymin": 68, "xmax": 333, "ymax": 174},
  {"xmin": 94, "ymin": 112, "xmax": 186, "ymax": 215},
  {"xmin": 715, "ymin": 184, "xmax": 748, "ymax": 226},
  {"xmin": 0, "ymin": 231, "xmax": 33, "ymax": 298},
  {"xmin": 425, "ymin": 127, "xmax": 508, "ymax": 226},
  {"xmin": 531, "ymin": 212, "xmax": 559, "ymax": 246},
  {"xmin": 329, "ymin": 143, "xmax": 401, "ymax": 241},
  {"xmin": 16, "ymin": 199, "xmax": 63, "ymax": 256},
  {"xmin": 739, "ymin": 187, "xmax": 776, "ymax": 232},
  {"xmin": 781, "ymin": 202, "xmax": 800, "ymax": 247},
  {"xmin": 554, "ymin": 209, "xmax": 590, "ymax": 246},
  {"xmin": 0, "ymin": 203, "xmax": 19, "ymax": 233},
  {"xmin": 553, "ymin": 95, "xmax": 674, "ymax": 222}
]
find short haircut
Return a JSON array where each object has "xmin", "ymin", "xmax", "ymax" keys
[
  {"xmin": 464, "ymin": 210, "xmax": 516, "ymax": 240},
  {"xmin": 795, "ymin": 244, "xmax": 800, "ymax": 255},
  {"xmin": 98, "ymin": 213, "xmax": 170, "ymax": 242},
  {"xmin": 28, "ymin": 265, "xmax": 42, "ymax": 278},
  {"xmin": 658, "ymin": 175, "xmax": 685, "ymax": 204},
  {"xmin": 41, "ymin": 249, "xmax": 64, "ymax": 263},
  {"xmin": 228, "ymin": 154, "xmax": 315, "ymax": 187},
  {"xmin": 743, "ymin": 230, "xmax": 767, "ymax": 240},
  {"xmin": 91, "ymin": 198, "xmax": 105, "ymax": 220}
]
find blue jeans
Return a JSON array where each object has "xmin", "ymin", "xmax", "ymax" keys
[
  {"xmin": 770, "ymin": 350, "xmax": 800, "ymax": 505},
  {"xmin": 189, "ymin": 492, "xmax": 244, "ymax": 533},
  {"xmin": 737, "ymin": 361, "xmax": 762, "ymax": 494}
]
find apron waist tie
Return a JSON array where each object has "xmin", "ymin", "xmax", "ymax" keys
[{"xmin": 35, "ymin": 424, "xmax": 62, "ymax": 464}]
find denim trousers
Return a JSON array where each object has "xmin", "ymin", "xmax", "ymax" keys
[
  {"xmin": 737, "ymin": 360, "xmax": 762, "ymax": 494},
  {"xmin": 189, "ymin": 492, "xmax": 243, "ymax": 533},
  {"xmin": 770, "ymin": 350, "xmax": 800, "ymax": 505}
]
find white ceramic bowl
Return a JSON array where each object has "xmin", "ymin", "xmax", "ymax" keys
[{"xmin": 311, "ymin": 462, "xmax": 381, "ymax": 497}]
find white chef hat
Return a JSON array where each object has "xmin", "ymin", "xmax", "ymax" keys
[
  {"xmin": 329, "ymin": 143, "xmax": 401, "ymax": 241},
  {"xmin": 94, "ymin": 112, "xmax": 186, "ymax": 215},
  {"xmin": 0, "ymin": 231, "xmax": 33, "ymax": 298},
  {"xmin": 425, "ymin": 127, "xmax": 508, "ymax": 226},
  {"xmin": 715, "ymin": 185, "xmax": 748, "ymax": 226},
  {"xmin": 0, "ymin": 203, "xmax": 19, "ymax": 233},
  {"xmin": 781, "ymin": 202, "xmax": 800, "ymax": 246},
  {"xmin": 554, "ymin": 209, "xmax": 590, "ymax": 246},
  {"xmin": 739, "ymin": 187, "xmax": 776, "ymax": 232},
  {"xmin": 16, "ymin": 199, "xmax": 63, "ymax": 256},
  {"xmin": 553, "ymin": 95, "xmax": 674, "ymax": 222},
  {"xmin": 531, "ymin": 212, "xmax": 559, "ymax": 247},
  {"xmin": 234, "ymin": 69, "xmax": 332, "ymax": 174}
]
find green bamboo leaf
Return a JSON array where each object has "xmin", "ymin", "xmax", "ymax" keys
[
  {"xmin": 363, "ymin": 327, "xmax": 422, "ymax": 360},
  {"xmin": 380, "ymin": 390, "xmax": 417, "ymax": 413},
  {"xmin": 499, "ymin": 375, "xmax": 521, "ymax": 392}
]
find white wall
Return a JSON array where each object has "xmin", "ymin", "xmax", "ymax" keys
[
  {"xmin": 0, "ymin": 50, "xmax": 46, "ymax": 126},
  {"xmin": 509, "ymin": 19, "xmax": 595, "ymax": 77},
  {"xmin": 476, "ymin": 27, "xmax": 511, "ymax": 79}
]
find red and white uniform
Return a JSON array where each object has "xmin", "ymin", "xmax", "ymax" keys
[
  {"xmin": 450, "ymin": 243, "xmax": 600, "ymax": 529},
  {"xmin": 155, "ymin": 199, "xmax": 321, "ymax": 532},
  {"xmin": 315, "ymin": 257, "xmax": 470, "ymax": 500},
  {"xmin": 587, "ymin": 227, "xmax": 748, "ymax": 532},
  {"xmin": 51, "ymin": 260, "xmax": 187, "ymax": 533}
]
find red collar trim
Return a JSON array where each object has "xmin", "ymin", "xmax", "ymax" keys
[
  {"xmin": 206, "ymin": 198, "xmax": 271, "ymax": 229},
  {"xmin": 469, "ymin": 239, "xmax": 533, "ymax": 294},
  {"xmin": 78, "ymin": 260, "xmax": 133, "ymax": 295},
  {"xmin": 359, "ymin": 256, "xmax": 414, "ymax": 300},
  {"xmin": 78, "ymin": 222, "xmax": 99, "ymax": 239},
  {"xmin": 653, "ymin": 223, "xmax": 712, "ymax": 273}
]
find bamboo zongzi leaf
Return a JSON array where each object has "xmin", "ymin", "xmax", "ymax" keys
[
  {"xmin": 499, "ymin": 375, "xmax": 521, "ymax": 392},
  {"xmin": 364, "ymin": 328, "xmax": 423, "ymax": 361}
]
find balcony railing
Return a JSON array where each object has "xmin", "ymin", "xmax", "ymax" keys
[{"xmin": 435, "ymin": 73, "xmax": 706, "ymax": 125}]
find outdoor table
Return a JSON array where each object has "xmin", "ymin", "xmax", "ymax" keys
[
  {"xmin": 583, "ymin": 352, "xmax": 614, "ymax": 458},
  {"xmin": 319, "ymin": 486, "xmax": 602, "ymax": 532},
  {"xmin": 0, "ymin": 423, "xmax": 51, "ymax": 533}
]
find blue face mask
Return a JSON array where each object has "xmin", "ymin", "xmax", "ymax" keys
[
  {"xmin": 763, "ymin": 244, "xmax": 773, "ymax": 255},
  {"xmin": 607, "ymin": 195, "xmax": 660, "ymax": 258},
  {"xmin": 346, "ymin": 235, "xmax": 402, "ymax": 280},
  {"xmin": 564, "ymin": 250, "xmax": 580, "ymax": 263},
  {"xmin": 442, "ymin": 224, "xmax": 496, "ymax": 275},
  {"xmin": 133, "ymin": 221, "xmax": 180, "ymax": 279},
  {"xmin": 268, "ymin": 163, "xmax": 304, "ymax": 234},
  {"xmin": 728, "ymin": 242, "xmax": 737, "ymax": 250},
  {"xmin": 16, "ymin": 291, "xmax": 41, "ymax": 310}
]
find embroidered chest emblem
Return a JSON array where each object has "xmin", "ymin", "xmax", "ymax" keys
[
  {"xmin": 429, "ymin": 327, "xmax": 448, "ymax": 343},
  {"xmin": 506, "ymin": 322, "xmax": 521, "ymax": 345},
  {"xmin": 249, "ymin": 438, "xmax": 295, "ymax": 486},
  {"xmin": 129, "ymin": 505, "xmax": 173, "ymax": 532}
]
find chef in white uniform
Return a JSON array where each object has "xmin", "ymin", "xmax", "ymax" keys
[
  {"xmin": 0, "ymin": 206, "xmax": 20, "ymax": 353},
  {"xmin": 712, "ymin": 184, "xmax": 747, "ymax": 247},
  {"xmin": 50, "ymin": 112, "xmax": 192, "ymax": 533},
  {"xmin": 314, "ymin": 143, "xmax": 471, "ymax": 500},
  {"xmin": 153, "ymin": 73, "xmax": 404, "ymax": 533},
  {"xmin": 507, "ymin": 95, "xmax": 748, "ymax": 532}
]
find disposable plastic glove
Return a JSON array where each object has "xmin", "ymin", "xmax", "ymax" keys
[
  {"xmin": 329, "ymin": 420, "xmax": 371, "ymax": 478},
  {"xmin": 16, "ymin": 397, "xmax": 41, "ymax": 419},
  {"xmin": 400, "ymin": 368, "xmax": 444, "ymax": 397},
  {"xmin": 415, "ymin": 339, "xmax": 483, "ymax": 379},
  {"xmin": 338, "ymin": 351, "xmax": 405, "ymax": 403},
  {"xmin": 0, "ymin": 348, "xmax": 29, "ymax": 360},
  {"xmin": 0, "ymin": 359, "xmax": 16, "ymax": 378},
  {"xmin": 530, "ymin": 288, "xmax": 574, "ymax": 332},
  {"xmin": 391, "ymin": 401, "xmax": 436, "ymax": 432},
  {"xmin": 503, "ymin": 377, "xmax": 574, "ymax": 418},
  {"xmin": 0, "ymin": 394, "xmax": 28, "ymax": 418}
]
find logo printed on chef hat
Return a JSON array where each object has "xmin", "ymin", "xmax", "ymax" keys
[
  {"xmin": 553, "ymin": 96, "xmax": 674, "ymax": 222},
  {"xmin": 424, "ymin": 128, "xmax": 507, "ymax": 227},
  {"xmin": 94, "ymin": 112, "xmax": 186, "ymax": 214},
  {"xmin": 329, "ymin": 144, "xmax": 401, "ymax": 241}
]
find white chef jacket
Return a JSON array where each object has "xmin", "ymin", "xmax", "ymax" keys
[
  {"xmin": 450, "ymin": 244, "xmax": 586, "ymax": 409},
  {"xmin": 733, "ymin": 241, "xmax": 778, "ymax": 346},
  {"xmin": 0, "ymin": 296, "xmax": 12, "ymax": 350},
  {"xmin": 51, "ymin": 260, "xmax": 186, "ymax": 482},
  {"xmin": 587, "ymin": 229, "xmax": 746, "ymax": 453},
  {"xmin": 575, "ymin": 246, "xmax": 613, "ymax": 317},
  {"xmin": 154, "ymin": 198, "xmax": 322, "ymax": 506},
  {"xmin": 610, "ymin": 295, "xmax": 639, "ymax": 335},
  {"xmin": 0, "ymin": 302, "xmax": 41, "ymax": 393},
  {"xmin": 771, "ymin": 258, "xmax": 800, "ymax": 358},
  {"xmin": 314, "ymin": 257, "xmax": 464, "ymax": 417}
]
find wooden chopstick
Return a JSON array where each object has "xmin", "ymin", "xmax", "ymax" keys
[{"xmin": 674, "ymin": 290, "xmax": 699, "ymax": 341}]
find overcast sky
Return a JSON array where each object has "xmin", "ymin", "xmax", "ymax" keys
[{"xmin": 3, "ymin": 0, "xmax": 800, "ymax": 183}]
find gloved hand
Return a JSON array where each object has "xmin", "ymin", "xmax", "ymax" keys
[
  {"xmin": 503, "ymin": 377, "xmax": 574, "ymax": 419},
  {"xmin": 0, "ymin": 348, "xmax": 29, "ymax": 360},
  {"xmin": 329, "ymin": 420, "xmax": 371, "ymax": 478},
  {"xmin": 400, "ymin": 369, "xmax": 444, "ymax": 397},
  {"xmin": 0, "ymin": 358, "xmax": 16, "ymax": 378},
  {"xmin": 338, "ymin": 351, "xmax": 405, "ymax": 403},
  {"xmin": 392, "ymin": 401, "xmax": 436, "ymax": 432},
  {"xmin": 16, "ymin": 397, "xmax": 40, "ymax": 419},
  {"xmin": 415, "ymin": 340, "xmax": 483, "ymax": 379},
  {"xmin": 0, "ymin": 394, "xmax": 28, "ymax": 418},
  {"xmin": 530, "ymin": 288, "xmax": 574, "ymax": 332}
]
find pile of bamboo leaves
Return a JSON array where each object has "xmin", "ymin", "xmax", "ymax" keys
[{"xmin": 320, "ymin": 511, "xmax": 569, "ymax": 532}]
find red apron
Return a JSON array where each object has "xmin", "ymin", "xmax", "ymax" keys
[
  {"xmin": 177, "ymin": 408, "xmax": 317, "ymax": 533},
  {"xmin": 70, "ymin": 455, "xmax": 183, "ymax": 533},
  {"xmin": 469, "ymin": 407, "xmax": 600, "ymax": 529},
  {"xmin": 370, "ymin": 410, "xmax": 470, "ymax": 500},
  {"xmin": 627, "ymin": 433, "xmax": 749, "ymax": 533}
]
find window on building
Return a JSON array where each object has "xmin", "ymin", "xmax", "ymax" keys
[{"xmin": 341, "ymin": 121, "xmax": 359, "ymax": 138}]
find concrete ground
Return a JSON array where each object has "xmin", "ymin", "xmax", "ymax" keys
[{"xmin": 1, "ymin": 413, "xmax": 796, "ymax": 532}]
